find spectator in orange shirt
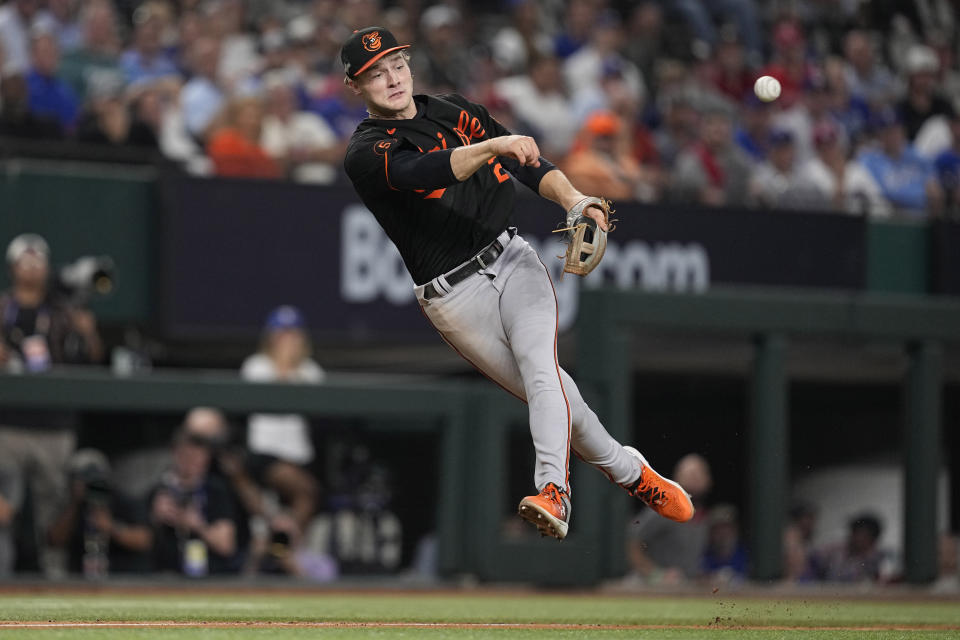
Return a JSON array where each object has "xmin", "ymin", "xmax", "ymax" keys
[
  {"xmin": 206, "ymin": 96, "xmax": 282, "ymax": 179},
  {"xmin": 563, "ymin": 111, "xmax": 658, "ymax": 202}
]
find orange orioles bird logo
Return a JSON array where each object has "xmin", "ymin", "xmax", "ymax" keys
[{"xmin": 362, "ymin": 31, "xmax": 382, "ymax": 52}]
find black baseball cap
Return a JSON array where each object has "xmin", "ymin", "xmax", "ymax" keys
[{"xmin": 340, "ymin": 27, "xmax": 410, "ymax": 79}]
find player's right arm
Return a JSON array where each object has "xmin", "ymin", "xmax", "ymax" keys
[
  {"xmin": 345, "ymin": 131, "xmax": 541, "ymax": 192},
  {"xmin": 449, "ymin": 135, "xmax": 541, "ymax": 181}
]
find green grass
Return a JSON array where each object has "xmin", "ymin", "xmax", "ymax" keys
[{"xmin": 1, "ymin": 591, "xmax": 958, "ymax": 639}]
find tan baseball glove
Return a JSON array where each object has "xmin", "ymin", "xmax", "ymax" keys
[{"xmin": 554, "ymin": 196, "xmax": 615, "ymax": 276}]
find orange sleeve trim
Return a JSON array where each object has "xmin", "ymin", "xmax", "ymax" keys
[{"xmin": 384, "ymin": 151, "xmax": 399, "ymax": 191}]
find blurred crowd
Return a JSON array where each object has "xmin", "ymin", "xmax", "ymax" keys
[{"xmin": 1, "ymin": 0, "xmax": 960, "ymax": 218}]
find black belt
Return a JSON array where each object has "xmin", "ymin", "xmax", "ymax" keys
[{"xmin": 422, "ymin": 228, "xmax": 516, "ymax": 300}]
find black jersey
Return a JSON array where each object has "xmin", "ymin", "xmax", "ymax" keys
[{"xmin": 344, "ymin": 93, "xmax": 556, "ymax": 285}]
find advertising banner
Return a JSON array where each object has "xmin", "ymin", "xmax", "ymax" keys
[{"xmin": 161, "ymin": 176, "xmax": 866, "ymax": 339}]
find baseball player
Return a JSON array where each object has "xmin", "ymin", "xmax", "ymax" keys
[{"xmin": 341, "ymin": 27, "xmax": 693, "ymax": 539}]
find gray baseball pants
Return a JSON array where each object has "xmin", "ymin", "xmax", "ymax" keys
[{"xmin": 415, "ymin": 231, "xmax": 640, "ymax": 494}]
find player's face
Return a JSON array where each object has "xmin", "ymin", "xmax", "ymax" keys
[{"xmin": 353, "ymin": 53, "xmax": 415, "ymax": 119}]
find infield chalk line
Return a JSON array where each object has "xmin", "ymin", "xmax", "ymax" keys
[{"xmin": 3, "ymin": 622, "xmax": 960, "ymax": 631}]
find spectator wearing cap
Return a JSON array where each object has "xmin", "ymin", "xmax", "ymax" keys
[
  {"xmin": 206, "ymin": 95, "xmax": 283, "ymax": 179},
  {"xmin": 897, "ymin": 44, "xmax": 955, "ymax": 143},
  {"xmin": 46, "ymin": 448, "xmax": 153, "ymax": 576},
  {"xmin": 813, "ymin": 512, "xmax": 891, "ymax": 582},
  {"xmin": 410, "ymin": 5, "xmax": 472, "ymax": 94},
  {"xmin": 237, "ymin": 307, "xmax": 324, "ymax": 567},
  {"xmin": 794, "ymin": 121, "xmax": 891, "ymax": 217},
  {"xmin": 670, "ymin": 104, "xmax": 752, "ymax": 207},
  {"xmin": 260, "ymin": 71, "xmax": 343, "ymax": 184},
  {"xmin": 563, "ymin": 111, "xmax": 658, "ymax": 202},
  {"xmin": 748, "ymin": 128, "xmax": 801, "ymax": 209},
  {"xmin": 563, "ymin": 9, "xmax": 646, "ymax": 110},
  {"xmin": 842, "ymin": 30, "xmax": 898, "ymax": 109},
  {"xmin": 119, "ymin": 3, "xmax": 180, "ymax": 86},
  {"xmin": 488, "ymin": 0, "xmax": 553, "ymax": 76},
  {"xmin": 0, "ymin": 233, "xmax": 103, "ymax": 577},
  {"xmin": 57, "ymin": 0, "xmax": 123, "ymax": 103},
  {"xmin": 26, "ymin": 30, "xmax": 79, "ymax": 131},
  {"xmin": 701, "ymin": 503, "xmax": 748, "ymax": 584},
  {"xmin": 241, "ymin": 306, "xmax": 325, "ymax": 479},
  {"xmin": 857, "ymin": 107, "xmax": 944, "ymax": 219},
  {"xmin": 495, "ymin": 53, "xmax": 576, "ymax": 158},
  {"xmin": 0, "ymin": 0, "xmax": 41, "ymax": 76}
]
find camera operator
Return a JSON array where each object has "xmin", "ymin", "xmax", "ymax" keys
[
  {"xmin": 0, "ymin": 233, "xmax": 104, "ymax": 577},
  {"xmin": 47, "ymin": 449, "xmax": 153, "ymax": 577},
  {"xmin": 149, "ymin": 427, "xmax": 238, "ymax": 576}
]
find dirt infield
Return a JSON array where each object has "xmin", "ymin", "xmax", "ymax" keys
[{"xmin": 4, "ymin": 621, "xmax": 960, "ymax": 632}]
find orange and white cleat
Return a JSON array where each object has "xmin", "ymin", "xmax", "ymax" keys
[
  {"xmin": 622, "ymin": 446, "xmax": 695, "ymax": 523},
  {"xmin": 518, "ymin": 482, "xmax": 571, "ymax": 540}
]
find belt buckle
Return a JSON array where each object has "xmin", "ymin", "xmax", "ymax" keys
[{"xmin": 476, "ymin": 254, "xmax": 487, "ymax": 269}]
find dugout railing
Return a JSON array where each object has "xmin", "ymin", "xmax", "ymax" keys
[
  {"xmin": 576, "ymin": 287, "xmax": 960, "ymax": 584},
  {"xmin": 0, "ymin": 368, "xmax": 475, "ymax": 576}
]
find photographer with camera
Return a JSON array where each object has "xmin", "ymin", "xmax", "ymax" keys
[
  {"xmin": 47, "ymin": 449, "xmax": 153, "ymax": 577},
  {"xmin": 180, "ymin": 407, "xmax": 334, "ymax": 579},
  {"xmin": 149, "ymin": 426, "xmax": 238, "ymax": 576},
  {"xmin": 0, "ymin": 233, "xmax": 104, "ymax": 577}
]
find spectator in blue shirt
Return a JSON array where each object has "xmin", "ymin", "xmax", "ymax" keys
[
  {"xmin": 179, "ymin": 36, "xmax": 225, "ymax": 140},
  {"xmin": 26, "ymin": 30, "xmax": 79, "ymax": 131},
  {"xmin": 119, "ymin": 4, "xmax": 179, "ymax": 85},
  {"xmin": 734, "ymin": 94, "xmax": 774, "ymax": 162},
  {"xmin": 701, "ymin": 504, "xmax": 748, "ymax": 583},
  {"xmin": 857, "ymin": 107, "xmax": 944, "ymax": 219},
  {"xmin": 302, "ymin": 80, "xmax": 369, "ymax": 142}
]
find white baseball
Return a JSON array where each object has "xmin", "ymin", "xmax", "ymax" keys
[{"xmin": 754, "ymin": 75, "xmax": 781, "ymax": 102}]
